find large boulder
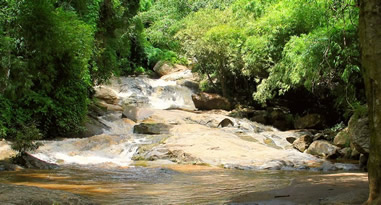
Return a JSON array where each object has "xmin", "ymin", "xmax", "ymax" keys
[
  {"xmin": 294, "ymin": 113, "xmax": 324, "ymax": 129},
  {"xmin": 292, "ymin": 135, "xmax": 313, "ymax": 152},
  {"xmin": 12, "ymin": 153, "xmax": 59, "ymax": 169},
  {"xmin": 123, "ymin": 106, "xmax": 154, "ymax": 122},
  {"xmin": 306, "ymin": 140, "xmax": 340, "ymax": 159},
  {"xmin": 133, "ymin": 123, "xmax": 173, "ymax": 135},
  {"xmin": 177, "ymin": 79, "xmax": 200, "ymax": 93},
  {"xmin": 78, "ymin": 116, "xmax": 109, "ymax": 138},
  {"xmin": 333, "ymin": 128, "xmax": 350, "ymax": 148},
  {"xmin": 348, "ymin": 116, "xmax": 369, "ymax": 154},
  {"xmin": 0, "ymin": 184, "xmax": 95, "ymax": 205},
  {"xmin": 191, "ymin": 92, "xmax": 231, "ymax": 111},
  {"xmin": 94, "ymin": 86, "xmax": 119, "ymax": 105},
  {"xmin": 153, "ymin": 61, "xmax": 188, "ymax": 76}
]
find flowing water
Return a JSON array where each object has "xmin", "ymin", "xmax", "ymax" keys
[
  {"xmin": 0, "ymin": 165, "xmax": 332, "ymax": 204},
  {"xmin": 0, "ymin": 70, "xmax": 366, "ymax": 204}
]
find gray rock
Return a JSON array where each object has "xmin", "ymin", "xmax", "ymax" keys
[
  {"xmin": 0, "ymin": 160, "xmax": 22, "ymax": 171},
  {"xmin": 123, "ymin": 106, "xmax": 154, "ymax": 122},
  {"xmin": 12, "ymin": 153, "xmax": 59, "ymax": 170},
  {"xmin": 94, "ymin": 86, "xmax": 119, "ymax": 105},
  {"xmin": 359, "ymin": 154, "xmax": 368, "ymax": 170},
  {"xmin": 168, "ymin": 150, "xmax": 202, "ymax": 164},
  {"xmin": 306, "ymin": 140, "xmax": 340, "ymax": 159},
  {"xmin": 293, "ymin": 135, "xmax": 313, "ymax": 152},
  {"xmin": 191, "ymin": 92, "xmax": 231, "ymax": 111},
  {"xmin": 313, "ymin": 133, "xmax": 327, "ymax": 141},
  {"xmin": 350, "ymin": 143, "xmax": 361, "ymax": 159},
  {"xmin": 133, "ymin": 123, "xmax": 173, "ymax": 135},
  {"xmin": 77, "ymin": 116, "xmax": 109, "ymax": 138},
  {"xmin": 286, "ymin": 137, "xmax": 297, "ymax": 144},
  {"xmin": 153, "ymin": 61, "xmax": 187, "ymax": 76},
  {"xmin": 339, "ymin": 147, "xmax": 352, "ymax": 159},
  {"xmin": 333, "ymin": 128, "xmax": 350, "ymax": 148},
  {"xmin": 348, "ymin": 116, "xmax": 369, "ymax": 154},
  {"xmin": 177, "ymin": 80, "xmax": 200, "ymax": 93},
  {"xmin": 144, "ymin": 147, "xmax": 171, "ymax": 161}
]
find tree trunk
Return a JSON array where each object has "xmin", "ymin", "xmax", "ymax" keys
[{"xmin": 359, "ymin": 1, "xmax": 381, "ymax": 204}]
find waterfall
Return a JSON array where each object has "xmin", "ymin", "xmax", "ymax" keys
[
  {"xmin": 32, "ymin": 135, "xmax": 148, "ymax": 166},
  {"xmin": 31, "ymin": 70, "xmax": 196, "ymax": 167}
]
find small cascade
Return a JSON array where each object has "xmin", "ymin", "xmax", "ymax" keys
[
  {"xmin": 32, "ymin": 135, "xmax": 148, "ymax": 167},
  {"xmin": 109, "ymin": 75, "xmax": 196, "ymax": 110},
  {"xmin": 32, "ymin": 71, "xmax": 197, "ymax": 167}
]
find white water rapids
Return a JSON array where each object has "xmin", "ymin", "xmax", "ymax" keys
[
  {"xmin": 31, "ymin": 70, "xmax": 197, "ymax": 167},
  {"xmin": 28, "ymin": 69, "xmax": 359, "ymax": 171}
]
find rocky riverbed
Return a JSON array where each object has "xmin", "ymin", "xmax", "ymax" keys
[{"xmin": 0, "ymin": 63, "xmax": 369, "ymax": 204}]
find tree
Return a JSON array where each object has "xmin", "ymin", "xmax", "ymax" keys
[{"xmin": 359, "ymin": 0, "xmax": 381, "ymax": 204}]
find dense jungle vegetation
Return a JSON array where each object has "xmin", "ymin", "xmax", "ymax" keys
[
  {"xmin": 0, "ymin": 0, "xmax": 364, "ymax": 144},
  {"xmin": 138, "ymin": 0, "xmax": 364, "ymax": 119}
]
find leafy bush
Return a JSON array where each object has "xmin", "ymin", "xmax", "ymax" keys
[{"xmin": 11, "ymin": 123, "xmax": 42, "ymax": 155}]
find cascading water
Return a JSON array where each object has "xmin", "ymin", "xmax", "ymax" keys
[
  {"xmin": 32, "ymin": 135, "xmax": 147, "ymax": 167},
  {"xmin": 109, "ymin": 75, "xmax": 196, "ymax": 110},
  {"xmin": 0, "ymin": 69, "xmax": 367, "ymax": 205},
  {"xmin": 31, "ymin": 70, "xmax": 197, "ymax": 167}
]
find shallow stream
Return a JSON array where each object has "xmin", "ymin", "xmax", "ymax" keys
[
  {"xmin": 0, "ymin": 165, "xmax": 349, "ymax": 204},
  {"xmin": 0, "ymin": 71, "xmax": 368, "ymax": 204}
]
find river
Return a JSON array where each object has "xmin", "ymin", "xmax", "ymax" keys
[{"xmin": 0, "ymin": 69, "xmax": 369, "ymax": 204}]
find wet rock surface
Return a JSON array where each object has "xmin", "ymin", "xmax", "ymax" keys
[
  {"xmin": 12, "ymin": 153, "xmax": 59, "ymax": 170},
  {"xmin": 27, "ymin": 69, "xmax": 363, "ymax": 171}
]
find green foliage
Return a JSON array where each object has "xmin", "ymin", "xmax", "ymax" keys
[
  {"xmin": 0, "ymin": 95, "xmax": 11, "ymax": 138},
  {"xmin": 141, "ymin": 0, "xmax": 363, "ymax": 120},
  {"xmin": 254, "ymin": 1, "xmax": 361, "ymax": 114},
  {"xmin": 0, "ymin": 0, "xmax": 144, "ymax": 146},
  {"xmin": 11, "ymin": 123, "xmax": 42, "ymax": 155}
]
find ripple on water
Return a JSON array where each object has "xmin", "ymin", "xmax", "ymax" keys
[{"xmin": 0, "ymin": 165, "xmax": 338, "ymax": 204}]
